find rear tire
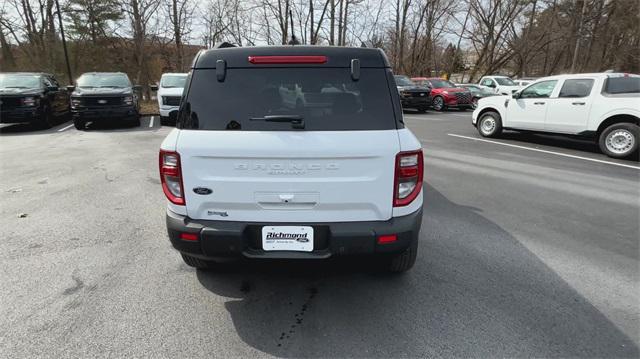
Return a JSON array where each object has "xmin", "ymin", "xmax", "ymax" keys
[
  {"xmin": 36, "ymin": 108, "xmax": 54, "ymax": 129},
  {"xmin": 477, "ymin": 111, "xmax": 503, "ymax": 138},
  {"xmin": 598, "ymin": 123, "xmax": 639, "ymax": 158},
  {"xmin": 386, "ymin": 238, "xmax": 418, "ymax": 273},
  {"xmin": 130, "ymin": 115, "xmax": 141, "ymax": 127},
  {"xmin": 181, "ymin": 254, "xmax": 215, "ymax": 270}
]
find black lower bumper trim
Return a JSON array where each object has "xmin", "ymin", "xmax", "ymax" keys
[
  {"xmin": 166, "ymin": 208, "xmax": 423, "ymax": 260},
  {"xmin": 72, "ymin": 107, "xmax": 137, "ymax": 120}
]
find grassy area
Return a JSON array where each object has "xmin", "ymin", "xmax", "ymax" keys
[{"xmin": 140, "ymin": 100, "xmax": 159, "ymax": 115}]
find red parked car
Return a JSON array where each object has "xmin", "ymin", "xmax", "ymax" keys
[{"xmin": 411, "ymin": 77, "xmax": 473, "ymax": 111}]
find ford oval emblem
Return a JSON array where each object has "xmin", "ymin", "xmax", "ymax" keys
[{"xmin": 193, "ymin": 187, "xmax": 212, "ymax": 195}]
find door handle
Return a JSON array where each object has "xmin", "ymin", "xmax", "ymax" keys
[
  {"xmin": 533, "ymin": 102, "xmax": 545, "ymax": 105},
  {"xmin": 572, "ymin": 102, "xmax": 586, "ymax": 105}
]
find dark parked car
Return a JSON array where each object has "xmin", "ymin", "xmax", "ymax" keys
[
  {"xmin": 69, "ymin": 72, "xmax": 141, "ymax": 130},
  {"xmin": 394, "ymin": 75, "xmax": 432, "ymax": 112},
  {"xmin": 0, "ymin": 72, "xmax": 70, "ymax": 128},
  {"xmin": 457, "ymin": 83, "xmax": 497, "ymax": 108}
]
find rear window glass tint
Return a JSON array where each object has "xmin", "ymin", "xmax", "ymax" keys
[
  {"xmin": 604, "ymin": 77, "xmax": 640, "ymax": 94},
  {"xmin": 179, "ymin": 68, "xmax": 396, "ymax": 131},
  {"xmin": 559, "ymin": 79, "xmax": 594, "ymax": 98}
]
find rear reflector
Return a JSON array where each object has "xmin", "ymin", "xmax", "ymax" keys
[
  {"xmin": 378, "ymin": 235, "xmax": 398, "ymax": 244},
  {"xmin": 179, "ymin": 233, "xmax": 199, "ymax": 241},
  {"xmin": 248, "ymin": 55, "xmax": 327, "ymax": 64}
]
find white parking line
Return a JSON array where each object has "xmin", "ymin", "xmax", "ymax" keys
[
  {"xmin": 57, "ymin": 124, "xmax": 74, "ymax": 132},
  {"xmin": 447, "ymin": 133, "xmax": 640, "ymax": 170},
  {"xmin": 149, "ymin": 116, "xmax": 154, "ymax": 128}
]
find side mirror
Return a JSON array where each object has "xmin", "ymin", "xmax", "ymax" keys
[
  {"xmin": 66, "ymin": 85, "xmax": 75, "ymax": 92},
  {"xmin": 133, "ymin": 85, "xmax": 142, "ymax": 91},
  {"xmin": 150, "ymin": 84, "xmax": 158, "ymax": 91},
  {"xmin": 512, "ymin": 92, "xmax": 520, "ymax": 99},
  {"xmin": 488, "ymin": 83, "xmax": 496, "ymax": 88}
]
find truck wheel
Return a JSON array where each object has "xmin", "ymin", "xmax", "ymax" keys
[
  {"xmin": 477, "ymin": 111, "xmax": 503, "ymax": 138},
  {"xmin": 36, "ymin": 108, "xmax": 54, "ymax": 129},
  {"xmin": 432, "ymin": 96, "xmax": 445, "ymax": 111},
  {"xmin": 181, "ymin": 254, "xmax": 214, "ymax": 270},
  {"xmin": 387, "ymin": 237, "xmax": 418, "ymax": 273},
  {"xmin": 73, "ymin": 118, "xmax": 86, "ymax": 130},
  {"xmin": 599, "ymin": 123, "xmax": 639, "ymax": 158},
  {"xmin": 130, "ymin": 115, "xmax": 141, "ymax": 127}
]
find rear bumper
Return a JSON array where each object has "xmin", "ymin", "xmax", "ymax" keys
[
  {"xmin": 72, "ymin": 106, "xmax": 138, "ymax": 120},
  {"xmin": 166, "ymin": 208, "xmax": 423, "ymax": 260},
  {"xmin": 0, "ymin": 108, "xmax": 40, "ymax": 124}
]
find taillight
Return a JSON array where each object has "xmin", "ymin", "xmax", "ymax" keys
[
  {"xmin": 248, "ymin": 55, "xmax": 327, "ymax": 64},
  {"xmin": 159, "ymin": 150, "xmax": 185, "ymax": 205},
  {"xmin": 393, "ymin": 150, "xmax": 423, "ymax": 207}
]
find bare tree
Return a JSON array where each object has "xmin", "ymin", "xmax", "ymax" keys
[
  {"xmin": 123, "ymin": 0, "xmax": 161, "ymax": 98},
  {"xmin": 166, "ymin": 0, "xmax": 194, "ymax": 71},
  {"xmin": 466, "ymin": 0, "xmax": 525, "ymax": 80}
]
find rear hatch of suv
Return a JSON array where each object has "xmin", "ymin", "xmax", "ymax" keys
[{"xmin": 176, "ymin": 48, "xmax": 402, "ymax": 223}]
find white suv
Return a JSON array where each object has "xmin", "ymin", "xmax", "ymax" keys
[
  {"xmin": 479, "ymin": 75, "xmax": 522, "ymax": 95},
  {"xmin": 473, "ymin": 73, "xmax": 640, "ymax": 158},
  {"xmin": 159, "ymin": 46, "xmax": 424, "ymax": 272},
  {"xmin": 152, "ymin": 73, "xmax": 187, "ymax": 125}
]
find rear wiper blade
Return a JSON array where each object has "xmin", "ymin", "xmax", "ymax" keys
[{"xmin": 250, "ymin": 115, "xmax": 305, "ymax": 129}]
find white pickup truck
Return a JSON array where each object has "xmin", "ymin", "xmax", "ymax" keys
[{"xmin": 472, "ymin": 73, "xmax": 640, "ymax": 158}]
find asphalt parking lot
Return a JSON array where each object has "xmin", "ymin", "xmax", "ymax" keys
[{"xmin": 1, "ymin": 112, "xmax": 638, "ymax": 357}]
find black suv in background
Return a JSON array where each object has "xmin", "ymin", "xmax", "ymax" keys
[
  {"xmin": 0, "ymin": 72, "xmax": 70, "ymax": 128},
  {"xmin": 69, "ymin": 72, "xmax": 141, "ymax": 130},
  {"xmin": 394, "ymin": 75, "xmax": 432, "ymax": 112}
]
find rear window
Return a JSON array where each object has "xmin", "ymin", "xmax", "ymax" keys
[
  {"xmin": 179, "ymin": 68, "xmax": 396, "ymax": 131},
  {"xmin": 604, "ymin": 77, "xmax": 640, "ymax": 94}
]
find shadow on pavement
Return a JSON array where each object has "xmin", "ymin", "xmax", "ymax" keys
[
  {"xmin": 0, "ymin": 118, "xmax": 69, "ymax": 136},
  {"xmin": 81, "ymin": 117, "xmax": 157, "ymax": 133},
  {"xmin": 195, "ymin": 184, "xmax": 639, "ymax": 357}
]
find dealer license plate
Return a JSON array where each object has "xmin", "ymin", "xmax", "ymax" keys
[{"xmin": 262, "ymin": 226, "xmax": 313, "ymax": 252}]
